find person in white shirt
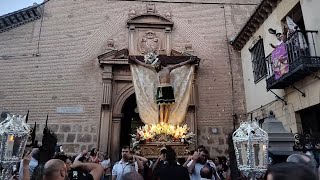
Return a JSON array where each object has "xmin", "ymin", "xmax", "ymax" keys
[
  {"xmin": 187, "ymin": 150, "xmax": 220, "ymax": 180},
  {"xmin": 74, "ymin": 150, "xmax": 89, "ymax": 162},
  {"xmin": 19, "ymin": 148, "xmax": 39, "ymax": 180},
  {"xmin": 100, "ymin": 152, "xmax": 111, "ymax": 178},
  {"xmin": 111, "ymin": 145, "xmax": 144, "ymax": 180}
]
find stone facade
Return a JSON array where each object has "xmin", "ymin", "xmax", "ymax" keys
[
  {"xmin": 29, "ymin": 123, "xmax": 97, "ymax": 153},
  {"xmin": 0, "ymin": 0, "xmax": 258, "ymax": 158}
]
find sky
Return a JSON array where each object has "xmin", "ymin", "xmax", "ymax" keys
[{"xmin": 0, "ymin": 0, "xmax": 43, "ymax": 16}]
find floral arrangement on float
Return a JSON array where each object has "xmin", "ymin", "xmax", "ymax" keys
[{"xmin": 131, "ymin": 123, "xmax": 195, "ymax": 148}]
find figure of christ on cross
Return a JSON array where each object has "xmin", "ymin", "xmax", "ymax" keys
[{"xmin": 130, "ymin": 55, "xmax": 196, "ymax": 124}]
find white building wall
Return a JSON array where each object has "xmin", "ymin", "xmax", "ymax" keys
[
  {"xmin": 300, "ymin": 0, "xmax": 320, "ymax": 56},
  {"xmin": 241, "ymin": 0, "xmax": 299, "ymax": 112},
  {"xmin": 240, "ymin": 0, "xmax": 320, "ymax": 133}
]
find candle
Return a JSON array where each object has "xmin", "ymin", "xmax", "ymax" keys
[{"xmin": 5, "ymin": 135, "xmax": 14, "ymax": 159}]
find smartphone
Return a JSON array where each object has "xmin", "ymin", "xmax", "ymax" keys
[{"xmin": 72, "ymin": 170, "xmax": 78, "ymax": 180}]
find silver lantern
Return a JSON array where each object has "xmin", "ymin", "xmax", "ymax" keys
[
  {"xmin": 232, "ymin": 121, "xmax": 269, "ymax": 180},
  {"xmin": 0, "ymin": 114, "xmax": 30, "ymax": 179}
]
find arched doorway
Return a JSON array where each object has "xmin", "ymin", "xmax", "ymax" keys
[{"xmin": 120, "ymin": 94, "xmax": 144, "ymax": 149}]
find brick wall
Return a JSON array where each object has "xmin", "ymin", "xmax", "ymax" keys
[{"xmin": 0, "ymin": 0, "xmax": 258, "ymax": 156}]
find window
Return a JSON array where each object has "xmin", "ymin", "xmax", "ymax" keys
[
  {"xmin": 250, "ymin": 39, "xmax": 267, "ymax": 83},
  {"xmin": 281, "ymin": 3, "xmax": 305, "ymax": 36},
  {"xmin": 299, "ymin": 104, "xmax": 320, "ymax": 134}
]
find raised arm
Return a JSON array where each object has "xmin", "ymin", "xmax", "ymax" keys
[
  {"xmin": 152, "ymin": 157, "xmax": 161, "ymax": 172},
  {"xmin": 130, "ymin": 56, "xmax": 156, "ymax": 72},
  {"xmin": 269, "ymin": 43, "xmax": 276, "ymax": 48},
  {"xmin": 187, "ymin": 152, "xmax": 199, "ymax": 174},
  {"xmin": 134, "ymin": 155, "xmax": 148, "ymax": 164},
  {"xmin": 21, "ymin": 151, "xmax": 32, "ymax": 180},
  {"xmin": 182, "ymin": 155, "xmax": 193, "ymax": 168},
  {"xmin": 135, "ymin": 156, "xmax": 144, "ymax": 172},
  {"xmin": 72, "ymin": 160, "xmax": 104, "ymax": 180},
  {"xmin": 169, "ymin": 56, "xmax": 196, "ymax": 71}
]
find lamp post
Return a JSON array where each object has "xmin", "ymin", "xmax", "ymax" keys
[
  {"xmin": 0, "ymin": 114, "xmax": 30, "ymax": 179},
  {"xmin": 232, "ymin": 121, "xmax": 269, "ymax": 180}
]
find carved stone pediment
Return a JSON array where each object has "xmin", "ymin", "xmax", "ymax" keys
[
  {"xmin": 127, "ymin": 13, "xmax": 173, "ymax": 28},
  {"xmin": 127, "ymin": 13, "xmax": 173, "ymax": 56},
  {"xmin": 98, "ymin": 48, "xmax": 129, "ymax": 66}
]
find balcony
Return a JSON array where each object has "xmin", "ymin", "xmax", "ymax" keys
[{"xmin": 266, "ymin": 30, "xmax": 320, "ymax": 90}]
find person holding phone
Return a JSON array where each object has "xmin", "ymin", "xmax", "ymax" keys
[
  {"xmin": 187, "ymin": 150, "xmax": 220, "ymax": 180},
  {"xmin": 112, "ymin": 146, "xmax": 145, "ymax": 180}
]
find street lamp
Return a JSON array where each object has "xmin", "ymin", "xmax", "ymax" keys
[
  {"xmin": 0, "ymin": 114, "xmax": 30, "ymax": 179},
  {"xmin": 232, "ymin": 121, "xmax": 269, "ymax": 180}
]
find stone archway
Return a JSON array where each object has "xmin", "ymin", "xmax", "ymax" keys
[
  {"xmin": 120, "ymin": 94, "xmax": 144, "ymax": 151},
  {"xmin": 109, "ymin": 84, "xmax": 135, "ymax": 163},
  {"xmin": 113, "ymin": 85, "xmax": 135, "ymax": 116}
]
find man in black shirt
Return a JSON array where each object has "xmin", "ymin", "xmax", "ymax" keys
[
  {"xmin": 153, "ymin": 146, "xmax": 190, "ymax": 180},
  {"xmin": 50, "ymin": 154, "xmax": 104, "ymax": 180},
  {"xmin": 152, "ymin": 148, "xmax": 167, "ymax": 173}
]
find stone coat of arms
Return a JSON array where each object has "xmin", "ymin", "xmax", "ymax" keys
[{"xmin": 139, "ymin": 31, "xmax": 160, "ymax": 54}]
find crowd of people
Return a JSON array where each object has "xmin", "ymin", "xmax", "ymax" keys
[
  {"xmin": 11, "ymin": 144, "xmax": 232, "ymax": 180},
  {"xmin": 9, "ymin": 144, "xmax": 320, "ymax": 180}
]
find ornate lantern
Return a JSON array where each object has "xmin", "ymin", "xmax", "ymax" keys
[
  {"xmin": 232, "ymin": 121, "xmax": 269, "ymax": 179},
  {"xmin": 0, "ymin": 114, "xmax": 30, "ymax": 179}
]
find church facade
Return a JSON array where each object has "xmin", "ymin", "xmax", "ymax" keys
[{"xmin": 0, "ymin": 0, "xmax": 258, "ymax": 159}]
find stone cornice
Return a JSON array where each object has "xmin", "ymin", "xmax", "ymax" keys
[
  {"xmin": 98, "ymin": 48, "xmax": 200, "ymax": 66},
  {"xmin": 98, "ymin": 49, "xmax": 129, "ymax": 67},
  {"xmin": 0, "ymin": 4, "xmax": 41, "ymax": 33},
  {"xmin": 99, "ymin": 59, "xmax": 129, "ymax": 65},
  {"xmin": 230, "ymin": 0, "xmax": 282, "ymax": 50},
  {"xmin": 127, "ymin": 13, "xmax": 173, "ymax": 29}
]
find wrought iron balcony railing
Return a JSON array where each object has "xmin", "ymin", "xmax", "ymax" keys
[
  {"xmin": 266, "ymin": 30, "xmax": 320, "ymax": 90},
  {"xmin": 293, "ymin": 133, "xmax": 320, "ymax": 152}
]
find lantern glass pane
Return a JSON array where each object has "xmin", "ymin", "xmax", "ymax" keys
[
  {"xmin": 235, "ymin": 143, "xmax": 243, "ymax": 165},
  {"xmin": 13, "ymin": 136, "xmax": 22, "ymax": 157},
  {"xmin": 253, "ymin": 143, "xmax": 260, "ymax": 167},
  {"xmin": 5, "ymin": 135, "xmax": 15, "ymax": 158},
  {"xmin": 4, "ymin": 135, "xmax": 23, "ymax": 158},
  {"xmin": 253, "ymin": 143, "xmax": 267, "ymax": 167},
  {"xmin": 236, "ymin": 142, "xmax": 249, "ymax": 166}
]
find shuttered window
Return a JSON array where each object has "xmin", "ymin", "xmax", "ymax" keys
[{"xmin": 250, "ymin": 39, "xmax": 267, "ymax": 83}]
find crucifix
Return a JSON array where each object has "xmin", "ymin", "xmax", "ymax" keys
[{"xmin": 129, "ymin": 52, "xmax": 196, "ymax": 124}]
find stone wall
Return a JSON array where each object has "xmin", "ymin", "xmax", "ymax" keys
[
  {"xmin": 30, "ymin": 123, "xmax": 98, "ymax": 153},
  {"xmin": 0, "ymin": 0, "xmax": 258, "ymax": 156}
]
